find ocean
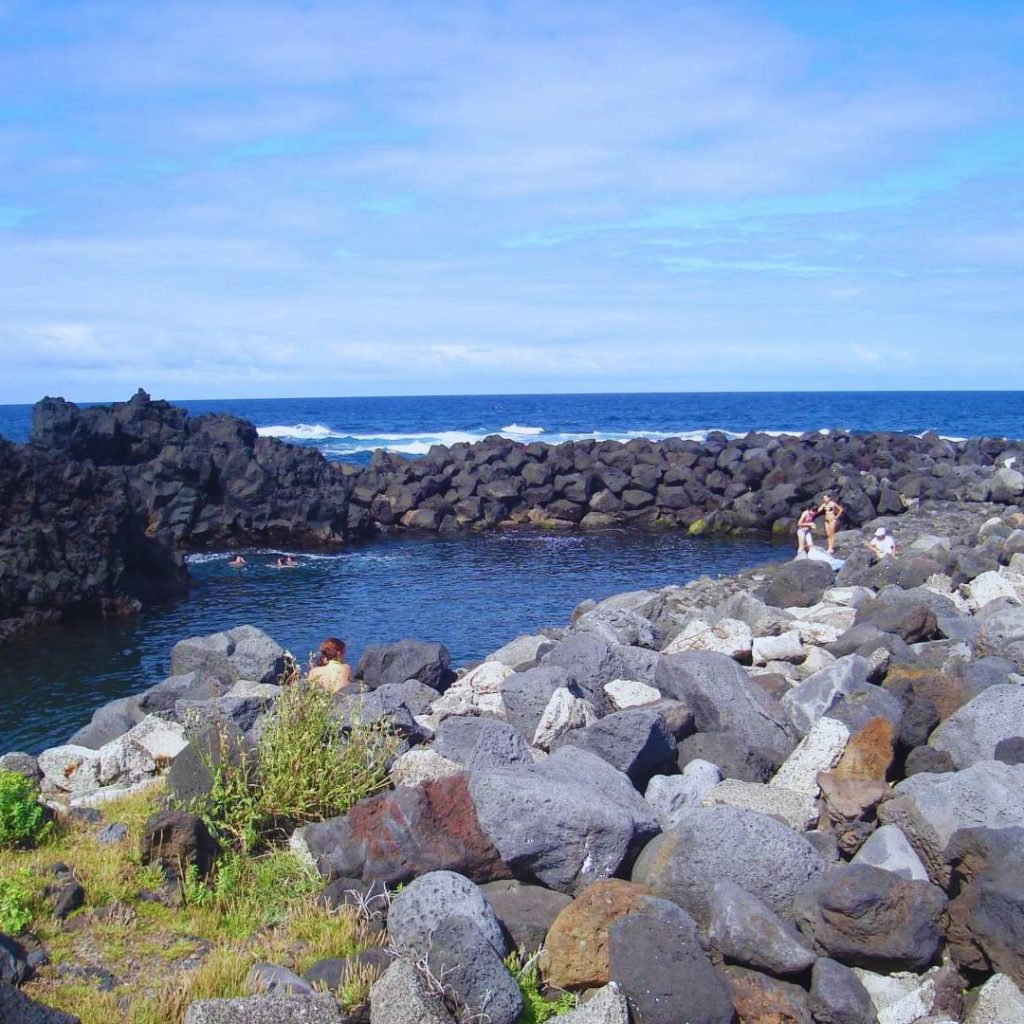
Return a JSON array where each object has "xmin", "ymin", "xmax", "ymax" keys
[
  {"xmin": 1, "ymin": 389, "xmax": 1021, "ymax": 754},
  {"xmin": 2, "ymin": 391, "xmax": 1023, "ymax": 463}
]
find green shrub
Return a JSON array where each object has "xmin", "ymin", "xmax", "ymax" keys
[
  {"xmin": 0, "ymin": 768, "xmax": 45, "ymax": 847},
  {"xmin": 0, "ymin": 868, "xmax": 36, "ymax": 934},
  {"xmin": 187, "ymin": 683, "xmax": 397, "ymax": 853}
]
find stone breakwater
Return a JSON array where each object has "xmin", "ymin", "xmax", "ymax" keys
[
  {"xmin": 3, "ymin": 389, "xmax": 1024, "ymax": 643},
  {"xmin": 5, "ymin": 501, "xmax": 1024, "ymax": 1021}
]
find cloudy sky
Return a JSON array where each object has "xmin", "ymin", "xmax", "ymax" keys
[{"xmin": 1, "ymin": 1, "xmax": 1022, "ymax": 402}]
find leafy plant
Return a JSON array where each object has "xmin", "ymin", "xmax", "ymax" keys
[
  {"xmin": 505, "ymin": 951, "xmax": 577, "ymax": 1024},
  {"xmin": 189, "ymin": 683, "xmax": 397, "ymax": 852},
  {"xmin": 0, "ymin": 768, "xmax": 45, "ymax": 847},
  {"xmin": 0, "ymin": 868, "xmax": 36, "ymax": 933}
]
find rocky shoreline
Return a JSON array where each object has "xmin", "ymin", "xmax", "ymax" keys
[
  {"xmin": 3, "ymin": 390, "xmax": 1024, "ymax": 641},
  {"xmin": 4, "ymin": 499, "xmax": 1024, "ymax": 1022}
]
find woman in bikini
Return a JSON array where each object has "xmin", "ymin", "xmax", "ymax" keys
[{"xmin": 818, "ymin": 494, "xmax": 844, "ymax": 555}]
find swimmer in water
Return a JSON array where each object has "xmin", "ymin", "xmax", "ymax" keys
[{"xmin": 228, "ymin": 554, "xmax": 246, "ymax": 568}]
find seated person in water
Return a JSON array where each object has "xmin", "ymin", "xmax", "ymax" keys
[
  {"xmin": 228, "ymin": 554, "xmax": 246, "ymax": 568},
  {"xmin": 307, "ymin": 637, "xmax": 351, "ymax": 693},
  {"xmin": 867, "ymin": 526, "xmax": 897, "ymax": 560}
]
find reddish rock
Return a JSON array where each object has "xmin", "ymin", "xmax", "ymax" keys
[
  {"xmin": 791, "ymin": 864, "xmax": 947, "ymax": 972},
  {"xmin": 541, "ymin": 879, "xmax": 653, "ymax": 990},
  {"xmin": 832, "ymin": 718, "xmax": 894, "ymax": 782},
  {"xmin": 723, "ymin": 965, "xmax": 814, "ymax": 1024},
  {"xmin": 304, "ymin": 774, "xmax": 511, "ymax": 886},
  {"xmin": 883, "ymin": 666, "xmax": 984, "ymax": 721}
]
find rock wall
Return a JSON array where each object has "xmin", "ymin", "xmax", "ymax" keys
[{"xmin": 3, "ymin": 389, "xmax": 1024, "ymax": 640}]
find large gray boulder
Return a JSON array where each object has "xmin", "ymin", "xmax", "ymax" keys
[
  {"xmin": 945, "ymin": 826, "xmax": 1024, "ymax": 989},
  {"xmin": 469, "ymin": 747, "xmax": 660, "ymax": 894},
  {"xmin": 500, "ymin": 666, "xmax": 574, "ymax": 740},
  {"xmin": 851, "ymin": 825, "xmax": 929, "ymax": 881},
  {"xmin": 929, "ymin": 685, "xmax": 1024, "ymax": 768},
  {"xmin": 655, "ymin": 651, "xmax": 795, "ymax": 762},
  {"xmin": 479, "ymin": 879, "xmax": 573, "ymax": 953},
  {"xmin": 608, "ymin": 910, "xmax": 734, "ymax": 1024},
  {"xmin": 183, "ymin": 994, "xmax": 345, "ymax": 1023},
  {"xmin": 486, "ymin": 633, "xmax": 555, "ymax": 670},
  {"xmin": 791, "ymin": 863, "xmax": 947, "ymax": 972},
  {"xmin": 704, "ymin": 880, "xmax": 816, "ymax": 977},
  {"xmin": 424, "ymin": 915, "xmax": 522, "ymax": 1024},
  {"xmin": 388, "ymin": 871, "xmax": 507, "ymax": 958},
  {"xmin": 975, "ymin": 605, "xmax": 1024, "ymax": 670},
  {"xmin": 645, "ymin": 761, "xmax": 723, "ymax": 829},
  {"xmin": 170, "ymin": 625, "xmax": 286, "ymax": 685},
  {"xmin": 631, "ymin": 805, "xmax": 826, "ymax": 923},
  {"xmin": 356, "ymin": 640, "xmax": 453, "ymax": 692},
  {"xmin": 781, "ymin": 655, "xmax": 870, "ymax": 738},
  {"xmin": 808, "ymin": 958, "xmax": 878, "ymax": 1024},
  {"xmin": 573, "ymin": 607, "xmax": 659, "ymax": 649},
  {"xmin": 854, "ymin": 595, "xmax": 938, "ymax": 643},
  {"xmin": 553, "ymin": 708, "xmax": 677, "ymax": 788},
  {"xmin": 67, "ymin": 695, "xmax": 143, "ymax": 748},
  {"xmin": 877, "ymin": 760, "xmax": 1024, "ymax": 884},
  {"xmin": 369, "ymin": 958, "xmax": 456, "ymax": 1024},
  {"xmin": 432, "ymin": 717, "xmax": 532, "ymax": 771},
  {"xmin": 542, "ymin": 634, "xmax": 661, "ymax": 707},
  {"xmin": 0, "ymin": 983, "xmax": 82, "ymax": 1024},
  {"xmin": 758, "ymin": 559, "xmax": 835, "ymax": 609}
]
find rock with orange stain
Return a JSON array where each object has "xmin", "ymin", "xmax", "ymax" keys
[
  {"xmin": 833, "ymin": 718, "xmax": 895, "ymax": 782},
  {"xmin": 541, "ymin": 878, "xmax": 652, "ymax": 990}
]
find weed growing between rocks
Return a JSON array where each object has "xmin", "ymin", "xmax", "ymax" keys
[
  {"xmin": 190, "ymin": 682, "xmax": 398, "ymax": 853},
  {"xmin": 0, "ymin": 766, "xmax": 47, "ymax": 847},
  {"xmin": 505, "ymin": 951, "xmax": 577, "ymax": 1024},
  {"xmin": 0, "ymin": 866, "xmax": 36, "ymax": 933}
]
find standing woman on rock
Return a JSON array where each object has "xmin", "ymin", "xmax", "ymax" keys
[
  {"xmin": 308, "ymin": 637, "xmax": 352, "ymax": 694},
  {"xmin": 818, "ymin": 494, "xmax": 844, "ymax": 555}
]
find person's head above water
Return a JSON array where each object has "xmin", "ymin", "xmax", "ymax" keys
[{"xmin": 318, "ymin": 637, "xmax": 346, "ymax": 665}]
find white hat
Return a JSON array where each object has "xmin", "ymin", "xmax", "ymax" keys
[{"xmin": 874, "ymin": 527, "xmax": 886, "ymax": 538}]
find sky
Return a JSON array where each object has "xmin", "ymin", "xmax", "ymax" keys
[{"xmin": 0, "ymin": 0, "xmax": 1022, "ymax": 402}]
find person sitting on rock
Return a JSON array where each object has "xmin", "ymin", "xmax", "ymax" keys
[
  {"xmin": 796, "ymin": 506, "xmax": 818, "ymax": 555},
  {"xmin": 228, "ymin": 553, "xmax": 246, "ymax": 568},
  {"xmin": 867, "ymin": 526, "xmax": 896, "ymax": 560},
  {"xmin": 308, "ymin": 637, "xmax": 351, "ymax": 693}
]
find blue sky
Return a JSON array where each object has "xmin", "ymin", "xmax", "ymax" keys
[{"xmin": 0, "ymin": 0, "xmax": 1022, "ymax": 402}]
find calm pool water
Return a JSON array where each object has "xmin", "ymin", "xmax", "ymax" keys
[{"xmin": 0, "ymin": 529, "xmax": 783, "ymax": 754}]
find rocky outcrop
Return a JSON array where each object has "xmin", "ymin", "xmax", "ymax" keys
[{"xmin": 4, "ymin": 390, "xmax": 1024, "ymax": 640}]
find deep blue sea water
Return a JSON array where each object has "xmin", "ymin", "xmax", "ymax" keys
[
  {"xmin": 1, "ymin": 389, "xmax": 1021, "ymax": 755},
  {"xmin": 2, "ymin": 391, "xmax": 1023, "ymax": 463}
]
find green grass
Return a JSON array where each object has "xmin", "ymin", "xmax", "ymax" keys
[{"xmin": 1, "ymin": 782, "xmax": 387, "ymax": 1024}]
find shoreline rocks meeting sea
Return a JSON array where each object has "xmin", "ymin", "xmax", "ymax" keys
[
  {"xmin": 5, "ymin": 488, "xmax": 1024, "ymax": 1021},
  {"xmin": 3, "ymin": 389, "xmax": 1024, "ymax": 642}
]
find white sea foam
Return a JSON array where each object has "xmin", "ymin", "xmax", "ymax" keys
[
  {"xmin": 500, "ymin": 423, "xmax": 545, "ymax": 435},
  {"xmin": 258, "ymin": 420, "xmax": 968, "ymax": 459},
  {"xmin": 257, "ymin": 423, "xmax": 336, "ymax": 440}
]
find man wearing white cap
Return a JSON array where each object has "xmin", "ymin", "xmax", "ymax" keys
[{"xmin": 867, "ymin": 526, "xmax": 896, "ymax": 559}]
